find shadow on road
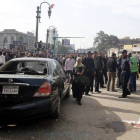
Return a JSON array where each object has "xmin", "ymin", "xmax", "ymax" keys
[{"xmin": 0, "ymin": 95, "xmax": 130, "ymax": 140}]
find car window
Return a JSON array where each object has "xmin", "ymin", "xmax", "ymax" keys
[
  {"xmin": 52, "ymin": 61, "xmax": 59, "ymax": 76},
  {"xmin": 0, "ymin": 61, "xmax": 49, "ymax": 75},
  {"xmin": 55, "ymin": 61, "xmax": 65, "ymax": 75}
]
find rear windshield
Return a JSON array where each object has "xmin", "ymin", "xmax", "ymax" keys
[{"xmin": 0, "ymin": 61, "xmax": 49, "ymax": 75}]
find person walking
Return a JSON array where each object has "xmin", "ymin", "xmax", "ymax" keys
[
  {"xmin": 72, "ymin": 57, "xmax": 85, "ymax": 105},
  {"xmin": 128, "ymin": 53, "xmax": 138, "ymax": 92},
  {"xmin": 106, "ymin": 53, "xmax": 118, "ymax": 92},
  {"xmin": 93, "ymin": 51, "xmax": 102, "ymax": 93},
  {"xmin": 65, "ymin": 54, "xmax": 75, "ymax": 82},
  {"xmin": 83, "ymin": 51, "xmax": 95, "ymax": 95},
  {"xmin": 119, "ymin": 50, "xmax": 132, "ymax": 98}
]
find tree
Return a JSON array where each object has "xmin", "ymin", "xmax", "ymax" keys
[
  {"xmin": 57, "ymin": 45, "xmax": 69, "ymax": 54},
  {"xmin": 93, "ymin": 31, "xmax": 119, "ymax": 53}
]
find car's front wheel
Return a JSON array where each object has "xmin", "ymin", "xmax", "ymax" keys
[{"xmin": 51, "ymin": 96, "xmax": 61, "ymax": 119}]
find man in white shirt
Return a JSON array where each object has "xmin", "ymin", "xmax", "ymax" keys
[
  {"xmin": 65, "ymin": 54, "xmax": 75, "ymax": 83},
  {"xmin": 0, "ymin": 51, "xmax": 5, "ymax": 66},
  {"xmin": 65, "ymin": 54, "xmax": 75, "ymax": 73}
]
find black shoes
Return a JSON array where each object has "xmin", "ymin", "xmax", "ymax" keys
[
  {"xmin": 100, "ymin": 86, "xmax": 106, "ymax": 88},
  {"xmin": 78, "ymin": 101, "xmax": 82, "ymax": 105},
  {"xmin": 85, "ymin": 94, "xmax": 91, "ymax": 96},
  {"xmin": 119, "ymin": 96, "xmax": 127, "ymax": 98}
]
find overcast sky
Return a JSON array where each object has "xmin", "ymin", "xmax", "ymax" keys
[{"xmin": 0, "ymin": 0, "xmax": 140, "ymax": 49}]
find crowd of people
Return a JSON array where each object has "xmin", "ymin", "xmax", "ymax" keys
[
  {"xmin": 64, "ymin": 50, "xmax": 139, "ymax": 105},
  {"xmin": 0, "ymin": 48, "xmax": 139, "ymax": 105}
]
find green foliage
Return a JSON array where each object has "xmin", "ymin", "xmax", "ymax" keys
[
  {"xmin": 57, "ymin": 45, "xmax": 69, "ymax": 54},
  {"xmin": 93, "ymin": 31, "xmax": 119, "ymax": 53}
]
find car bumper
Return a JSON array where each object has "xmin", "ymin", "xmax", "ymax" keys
[{"xmin": 0, "ymin": 97, "xmax": 58, "ymax": 125}]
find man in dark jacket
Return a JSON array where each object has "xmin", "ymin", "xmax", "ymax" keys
[
  {"xmin": 93, "ymin": 51, "xmax": 103, "ymax": 93},
  {"xmin": 99, "ymin": 52, "xmax": 106, "ymax": 88},
  {"xmin": 106, "ymin": 53, "xmax": 118, "ymax": 92},
  {"xmin": 102, "ymin": 54, "xmax": 108, "ymax": 84},
  {"xmin": 83, "ymin": 51, "xmax": 95, "ymax": 95}
]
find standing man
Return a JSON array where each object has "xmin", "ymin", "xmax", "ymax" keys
[
  {"xmin": 99, "ymin": 52, "xmax": 106, "ymax": 88},
  {"xmin": 0, "ymin": 51, "xmax": 5, "ymax": 66},
  {"xmin": 83, "ymin": 51, "xmax": 95, "ymax": 95},
  {"xmin": 106, "ymin": 53, "xmax": 118, "ymax": 92},
  {"xmin": 65, "ymin": 54, "xmax": 75, "ymax": 82},
  {"xmin": 102, "ymin": 54, "xmax": 108, "ymax": 84},
  {"xmin": 119, "ymin": 50, "xmax": 132, "ymax": 98},
  {"xmin": 128, "ymin": 53, "xmax": 138, "ymax": 92},
  {"xmin": 93, "ymin": 51, "xmax": 103, "ymax": 93}
]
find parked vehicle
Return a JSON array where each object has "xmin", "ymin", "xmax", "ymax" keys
[{"xmin": 0, "ymin": 58, "xmax": 70, "ymax": 125}]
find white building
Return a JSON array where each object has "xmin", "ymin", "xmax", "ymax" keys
[{"xmin": 0, "ymin": 29, "xmax": 36, "ymax": 50}]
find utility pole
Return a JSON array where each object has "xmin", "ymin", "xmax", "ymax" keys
[
  {"xmin": 36, "ymin": 6, "xmax": 40, "ymax": 42},
  {"xmin": 46, "ymin": 29, "xmax": 49, "ymax": 50},
  {"xmin": 35, "ymin": 2, "xmax": 54, "ymax": 42}
]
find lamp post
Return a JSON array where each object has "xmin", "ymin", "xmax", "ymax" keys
[
  {"xmin": 35, "ymin": 2, "xmax": 55, "ymax": 42},
  {"xmin": 46, "ymin": 26, "xmax": 56, "ymax": 50}
]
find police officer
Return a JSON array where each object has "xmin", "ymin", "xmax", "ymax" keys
[
  {"xmin": 83, "ymin": 51, "xmax": 95, "ymax": 95},
  {"xmin": 119, "ymin": 50, "xmax": 132, "ymax": 98}
]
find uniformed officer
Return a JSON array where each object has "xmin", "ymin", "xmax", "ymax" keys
[{"xmin": 119, "ymin": 50, "xmax": 132, "ymax": 98}]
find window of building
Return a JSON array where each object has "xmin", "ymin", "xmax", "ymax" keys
[
  {"xmin": 11, "ymin": 36, "xmax": 14, "ymax": 43},
  {"xmin": 4, "ymin": 37, "xmax": 7, "ymax": 43}
]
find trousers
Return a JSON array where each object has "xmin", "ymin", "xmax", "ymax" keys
[
  {"xmin": 120, "ymin": 71, "xmax": 130, "ymax": 97},
  {"xmin": 107, "ymin": 72, "xmax": 116, "ymax": 91},
  {"xmin": 129, "ymin": 72, "xmax": 137, "ymax": 92},
  {"xmin": 95, "ymin": 70, "xmax": 100, "ymax": 91},
  {"xmin": 85, "ymin": 76, "xmax": 94, "ymax": 94}
]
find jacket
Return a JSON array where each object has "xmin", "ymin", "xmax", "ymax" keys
[
  {"xmin": 130, "ymin": 57, "xmax": 138, "ymax": 73},
  {"xmin": 82, "ymin": 57, "xmax": 95, "ymax": 77},
  {"xmin": 93, "ymin": 57, "xmax": 103, "ymax": 71},
  {"xmin": 107, "ymin": 57, "xmax": 118, "ymax": 72}
]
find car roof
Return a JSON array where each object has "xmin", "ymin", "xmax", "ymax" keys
[{"xmin": 10, "ymin": 57, "xmax": 53, "ymax": 62}]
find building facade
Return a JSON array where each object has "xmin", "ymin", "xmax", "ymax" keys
[{"xmin": 0, "ymin": 29, "xmax": 36, "ymax": 50}]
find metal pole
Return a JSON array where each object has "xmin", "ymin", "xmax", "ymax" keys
[
  {"xmin": 46, "ymin": 29, "xmax": 49, "ymax": 50},
  {"xmin": 36, "ymin": 6, "xmax": 40, "ymax": 42}
]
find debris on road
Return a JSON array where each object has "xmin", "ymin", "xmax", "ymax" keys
[{"xmin": 122, "ymin": 119, "xmax": 140, "ymax": 128}]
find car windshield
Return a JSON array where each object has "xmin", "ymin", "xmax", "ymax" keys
[{"xmin": 0, "ymin": 61, "xmax": 49, "ymax": 75}]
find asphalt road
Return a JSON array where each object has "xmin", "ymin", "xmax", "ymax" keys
[{"xmin": 1, "ymin": 81, "xmax": 140, "ymax": 140}]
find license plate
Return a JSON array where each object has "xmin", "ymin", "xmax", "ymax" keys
[{"xmin": 2, "ymin": 86, "xmax": 19, "ymax": 95}]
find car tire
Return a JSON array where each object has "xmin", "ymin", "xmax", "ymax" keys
[
  {"xmin": 51, "ymin": 96, "xmax": 61, "ymax": 119},
  {"xmin": 65, "ymin": 84, "xmax": 70, "ymax": 98}
]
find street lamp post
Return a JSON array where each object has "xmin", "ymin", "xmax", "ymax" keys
[
  {"xmin": 46, "ymin": 26, "xmax": 56, "ymax": 50},
  {"xmin": 35, "ymin": 2, "xmax": 54, "ymax": 42}
]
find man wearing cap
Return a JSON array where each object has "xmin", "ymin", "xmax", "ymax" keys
[
  {"xmin": 106, "ymin": 53, "xmax": 118, "ymax": 92},
  {"xmin": 83, "ymin": 51, "xmax": 95, "ymax": 95},
  {"xmin": 119, "ymin": 50, "xmax": 132, "ymax": 98}
]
